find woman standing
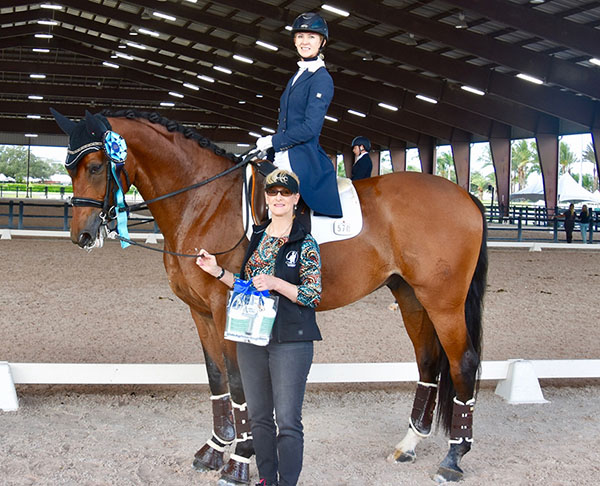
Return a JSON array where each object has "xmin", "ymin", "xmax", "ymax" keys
[
  {"xmin": 256, "ymin": 12, "xmax": 342, "ymax": 221},
  {"xmin": 562, "ymin": 203, "xmax": 577, "ymax": 243},
  {"xmin": 196, "ymin": 169, "xmax": 322, "ymax": 486},
  {"xmin": 579, "ymin": 204, "xmax": 591, "ymax": 244}
]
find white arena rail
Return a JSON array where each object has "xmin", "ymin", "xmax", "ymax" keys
[
  {"xmin": 2, "ymin": 229, "xmax": 599, "ymax": 250},
  {"xmin": 2, "ymin": 359, "xmax": 600, "ymax": 412}
]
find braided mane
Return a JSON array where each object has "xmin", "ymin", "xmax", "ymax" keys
[{"xmin": 100, "ymin": 109, "xmax": 241, "ymax": 163}]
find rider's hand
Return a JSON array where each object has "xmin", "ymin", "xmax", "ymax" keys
[{"xmin": 256, "ymin": 136, "xmax": 273, "ymax": 152}]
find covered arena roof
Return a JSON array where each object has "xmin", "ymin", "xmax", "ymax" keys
[{"xmin": 1, "ymin": 0, "xmax": 600, "ymax": 155}]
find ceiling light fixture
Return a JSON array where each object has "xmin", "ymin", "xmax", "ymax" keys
[
  {"xmin": 516, "ymin": 73, "xmax": 544, "ymax": 85},
  {"xmin": 183, "ymin": 83, "xmax": 199, "ymax": 90},
  {"xmin": 261, "ymin": 127, "xmax": 275, "ymax": 134},
  {"xmin": 455, "ymin": 12, "xmax": 468, "ymax": 29},
  {"xmin": 197, "ymin": 75, "xmax": 215, "ymax": 83},
  {"xmin": 321, "ymin": 4, "xmax": 350, "ymax": 17},
  {"xmin": 125, "ymin": 41, "xmax": 146, "ymax": 50},
  {"xmin": 115, "ymin": 52, "xmax": 134, "ymax": 60},
  {"xmin": 378, "ymin": 102, "xmax": 398, "ymax": 111},
  {"xmin": 213, "ymin": 66, "xmax": 232, "ymax": 74},
  {"xmin": 461, "ymin": 85, "xmax": 485, "ymax": 96},
  {"xmin": 160, "ymin": 101, "xmax": 175, "ymax": 107},
  {"xmin": 28, "ymin": 95, "xmax": 44, "ymax": 100},
  {"xmin": 233, "ymin": 54, "xmax": 253, "ymax": 64},
  {"xmin": 29, "ymin": 74, "xmax": 46, "ymax": 79},
  {"xmin": 169, "ymin": 91, "xmax": 184, "ymax": 98},
  {"xmin": 25, "ymin": 133, "xmax": 38, "ymax": 137},
  {"xmin": 32, "ymin": 48, "xmax": 50, "ymax": 53},
  {"xmin": 529, "ymin": 0, "xmax": 545, "ymax": 4},
  {"xmin": 102, "ymin": 61, "xmax": 119, "ymax": 68},
  {"xmin": 138, "ymin": 28, "xmax": 160, "ymax": 37},
  {"xmin": 249, "ymin": 132, "xmax": 262, "ymax": 138},
  {"xmin": 40, "ymin": 4, "xmax": 63, "ymax": 9},
  {"xmin": 416, "ymin": 94, "xmax": 438, "ymax": 104},
  {"xmin": 27, "ymin": 115, "xmax": 41, "ymax": 119},
  {"xmin": 34, "ymin": 33, "xmax": 53, "ymax": 39},
  {"xmin": 37, "ymin": 20, "xmax": 58, "ymax": 26},
  {"xmin": 589, "ymin": 58, "xmax": 600, "ymax": 67},
  {"xmin": 348, "ymin": 109, "xmax": 366, "ymax": 117},
  {"xmin": 324, "ymin": 115, "xmax": 338, "ymax": 122},
  {"xmin": 256, "ymin": 40, "xmax": 278, "ymax": 51},
  {"xmin": 152, "ymin": 11, "xmax": 176, "ymax": 21}
]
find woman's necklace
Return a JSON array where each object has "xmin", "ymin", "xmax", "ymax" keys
[{"xmin": 267, "ymin": 220, "xmax": 293, "ymax": 238}]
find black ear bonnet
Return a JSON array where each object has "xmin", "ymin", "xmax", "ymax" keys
[{"xmin": 50, "ymin": 108, "xmax": 112, "ymax": 169}]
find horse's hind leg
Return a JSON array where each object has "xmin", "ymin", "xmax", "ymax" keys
[
  {"xmin": 425, "ymin": 306, "xmax": 479, "ymax": 484},
  {"xmin": 387, "ymin": 280, "xmax": 442, "ymax": 465}
]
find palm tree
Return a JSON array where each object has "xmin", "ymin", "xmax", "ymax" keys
[
  {"xmin": 559, "ymin": 140, "xmax": 578, "ymax": 176},
  {"xmin": 511, "ymin": 139, "xmax": 537, "ymax": 192},
  {"xmin": 436, "ymin": 151, "xmax": 456, "ymax": 182},
  {"xmin": 582, "ymin": 142, "xmax": 598, "ymax": 191}
]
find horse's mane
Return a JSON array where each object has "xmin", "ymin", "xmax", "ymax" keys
[{"xmin": 100, "ymin": 109, "xmax": 240, "ymax": 163}]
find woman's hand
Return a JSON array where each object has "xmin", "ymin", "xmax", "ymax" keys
[
  {"xmin": 252, "ymin": 273, "xmax": 278, "ymax": 292},
  {"xmin": 196, "ymin": 249, "xmax": 221, "ymax": 277}
]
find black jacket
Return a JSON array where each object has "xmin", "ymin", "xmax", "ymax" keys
[
  {"xmin": 240, "ymin": 220, "xmax": 322, "ymax": 343},
  {"xmin": 351, "ymin": 153, "xmax": 373, "ymax": 181}
]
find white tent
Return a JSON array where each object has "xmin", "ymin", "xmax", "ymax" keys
[
  {"xmin": 511, "ymin": 173, "xmax": 600, "ymax": 204},
  {"xmin": 0, "ymin": 173, "xmax": 15, "ymax": 182},
  {"xmin": 48, "ymin": 173, "xmax": 72, "ymax": 184}
]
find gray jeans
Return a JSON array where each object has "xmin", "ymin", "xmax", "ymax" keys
[{"xmin": 237, "ymin": 340, "xmax": 314, "ymax": 486}]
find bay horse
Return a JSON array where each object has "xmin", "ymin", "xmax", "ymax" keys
[{"xmin": 52, "ymin": 109, "xmax": 487, "ymax": 485}]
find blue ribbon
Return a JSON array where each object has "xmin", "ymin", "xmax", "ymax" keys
[
  {"xmin": 110, "ymin": 161, "xmax": 130, "ymax": 248},
  {"xmin": 232, "ymin": 278, "xmax": 270, "ymax": 298}
]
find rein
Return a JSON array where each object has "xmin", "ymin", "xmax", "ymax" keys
[{"xmin": 73, "ymin": 146, "xmax": 259, "ymax": 257}]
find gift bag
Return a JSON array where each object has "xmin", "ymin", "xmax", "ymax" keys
[{"xmin": 225, "ymin": 279, "xmax": 279, "ymax": 346}]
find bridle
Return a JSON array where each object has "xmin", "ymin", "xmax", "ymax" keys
[{"xmin": 71, "ymin": 133, "xmax": 258, "ymax": 257}]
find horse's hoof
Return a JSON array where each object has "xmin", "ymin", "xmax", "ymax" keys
[
  {"xmin": 192, "ymin": 443, "xmax": 224, "ymax": 472},
  {"xmin": 387, "ymin": 449, "xmax": 416, "ymax": 463},
  {"xmin": 217, "ymin": 479, "xmax": 247, "ymax": 486},
  {"xmin": 219, "ymin": 457, "xmax": 250, "ymax": 485},
  {"xmin": 433, "ymin": 465, "xmax": 464, "ymax": 483}
]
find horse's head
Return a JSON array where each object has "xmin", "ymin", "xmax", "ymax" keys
[{"xmin": 51, "ymin": 108, "xmax": 128, "ymax": 250}]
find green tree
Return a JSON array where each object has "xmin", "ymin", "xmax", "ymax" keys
[
  {"xmin": 470, "ymin": 170, "xmax": 496, "ymax": 200},
  {"xmin": 582, "ymin": 142, "xmax": 598, "ymax": 191},
  {"xmin": 511, "ymin": 139, "xmax": 537, "ymax": 192},
  {"xmin": 559, "ymin": 140, "xmax": 577, "ymax": 176},
  {"xmin": 0, "ymin": 145, "xmax": 55, "ymax": 182},
  {"xmin": 436, "ymin": 151, "xmax": 456, "ymax": 182}
]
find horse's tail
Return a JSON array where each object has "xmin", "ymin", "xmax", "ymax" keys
[{"xmin": 437, "ymin": 194, "xmax": 488, "ymax": 434}]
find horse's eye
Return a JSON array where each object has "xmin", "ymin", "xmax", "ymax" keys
[{"xmin": 89, "ymin": 164, "xmax": 103, "ymax": 175}]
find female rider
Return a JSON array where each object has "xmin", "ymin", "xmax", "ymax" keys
[{"xmin": 256, "ymin": 12, "xmax": 342, "ymax": 223}]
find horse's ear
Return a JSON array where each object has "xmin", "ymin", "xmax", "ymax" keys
[
  {"xmin": 50, "ymin": 108, "xmax": 76, "ymax": 135},
  {"xmin": 84, "ymin": 110, "xmax": 107, "ymax": 137}
]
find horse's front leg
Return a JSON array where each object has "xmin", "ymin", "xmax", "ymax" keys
[
  {"xmin": 189, "ymin": 309, "xmax": 236, "ymax": 474},
  {"xmin": 218, "ymin": 339, "xmax": 254, "ymax": 486}
]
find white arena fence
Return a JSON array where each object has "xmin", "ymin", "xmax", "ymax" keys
[
  {"xmin": 2, "ymin": 232, "xmax": 599, "ymax": 412},
  {"xmin": 2, "ymin": 359, "xmax": 600, "ymax": 412}
]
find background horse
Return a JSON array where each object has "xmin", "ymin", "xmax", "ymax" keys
[{"xmin": 53, "ymin": 109, "xmax": 486, "ymax": 485}]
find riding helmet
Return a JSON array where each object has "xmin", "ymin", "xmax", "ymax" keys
[
  {"xmin": 351, "ymin": 136, "xmax": 371, "ymax": 151},
  {"xmin": 291, "ymin": 12, "xmax": 329, "ymax": 41}
]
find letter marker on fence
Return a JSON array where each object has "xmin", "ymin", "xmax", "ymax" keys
[{"xmin": 0, "ymin": 362, "xmax": 19, "ymax": 411}]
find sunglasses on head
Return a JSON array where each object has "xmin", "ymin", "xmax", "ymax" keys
[{"xmin": 266, "ymin": 187, "xmax": 294, "ymax": 197}]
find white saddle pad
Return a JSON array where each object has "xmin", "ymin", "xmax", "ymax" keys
[
  {"xmin": 311, "ymin": 177, "xmax": 363, "ymax": 245},
  {"xmin": 242, "ymin": 168, "xmax": 363, "ymax": 244}
]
